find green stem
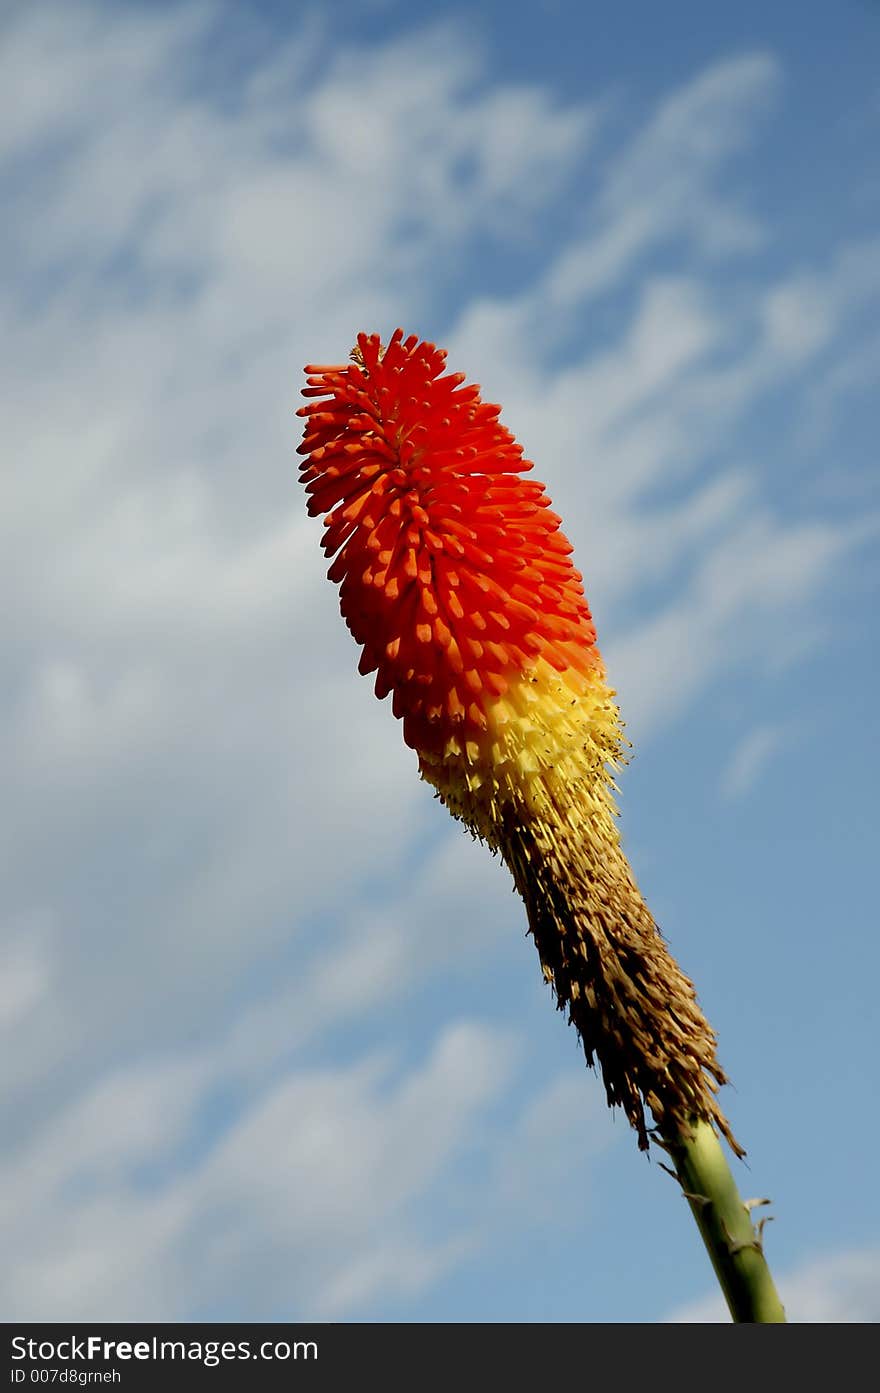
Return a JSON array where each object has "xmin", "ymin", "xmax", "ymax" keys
[{"xmin": 661, "ymin": 1118, "xmax": 787, "ymax": 1323}]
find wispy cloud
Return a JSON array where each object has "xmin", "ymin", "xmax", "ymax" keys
[
  {"xmin": 1, "ymin": 1022, "xmax": 514, "ymax": 1318},
  {"xmin": 0, "ymin": 1011, "xmax": 611, "ymax": 1319},
  {"xmin": 544, "ymin": 53, "xmax": 779, "ymax": 304},
  {"xmin": 668, "ymin": 1247, "xmax": 880, "ymax": 1322},
  {"xmin": 720, "ymin": 724, "xmax": 787, "ymax": 799}
]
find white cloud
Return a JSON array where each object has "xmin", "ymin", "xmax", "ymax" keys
[
  {"xmin": 0, "ymin": 994, "xmax": 617, "ymax": 1320},
  {"xmin": 215, "ymin": 829, "xmax": 515, "ymax": 1083},
  {"xmin": 669, "ymin": 1247, "xmax": 880, "ymax": 1322},
  {"xmin": 606, "ymin": 512, "xmax": 861, "ymax": 743},
  {"xmin": 489, "ymin": 1073, "xmax": 612, "ymax": 1226},
  {"xmin": 0, "ymin": 0, "xmax": 597, "ymax": 1123},
  {"xmin": 0, "ymin": 919, "xmax": 52, "ymax": 1029},
  {"xmin": 0, "ymin": 1021, "xmax": 516, "ymax": 1319},
  {"xmin": 545, "ymin": 53, "xmax": 779, "ymax": 305},
  {"xmin": 720, "ymin": 725, "xmax": 787, "ymax": 800}
]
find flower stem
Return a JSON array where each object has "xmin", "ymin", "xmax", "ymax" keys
[{"xmin": 661, "ymin": 1118, "xmax": 787, "ymax": 1322}]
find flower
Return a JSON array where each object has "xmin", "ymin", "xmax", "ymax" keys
[{"xmin": 299, "ymin": 329, "xmax": 737, "ymax": 1153}]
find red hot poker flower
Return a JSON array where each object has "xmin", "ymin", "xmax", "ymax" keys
[{"xmin": 299, "ymin": 328, "xmax": 737, "ymax": 1153}]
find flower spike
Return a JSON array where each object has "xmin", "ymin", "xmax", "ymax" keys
[{"xmin": 298, "ymin": 329, "xmax": 738, "ymax": 1155}]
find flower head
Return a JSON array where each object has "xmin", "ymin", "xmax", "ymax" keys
[
  {"xmin": 299, "ymin": 329, "xmax": 599, "ymax": 756},
  {"xmin": 299, "ymin": 329, "xmax": 737, "ymax": 1153}
]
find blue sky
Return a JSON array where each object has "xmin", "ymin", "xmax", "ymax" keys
[{"xmin": 1, "ymin": 0, "xmax": 878, "ymax": 1322}]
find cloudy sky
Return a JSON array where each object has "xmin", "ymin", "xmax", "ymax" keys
[{"xmin": 2, "ymin": 0, "xmax": 878, "ymax": 1323}]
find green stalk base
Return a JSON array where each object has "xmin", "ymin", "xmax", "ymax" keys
[{"xmin": 661, "ymin": 1118, "xmax": 787, "ymax": 1323}]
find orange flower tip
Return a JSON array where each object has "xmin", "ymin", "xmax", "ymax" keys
[
  {"xmin": 299, "ymin": 329, "xmax": 601, "ymax": 757},
  {"xmin": 467, "ymin": 702, "xmax": 487, "ymax": 730},
  {"xmin": 356, "ymin": 645, "xmax": 379, "ymax": 674}
]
